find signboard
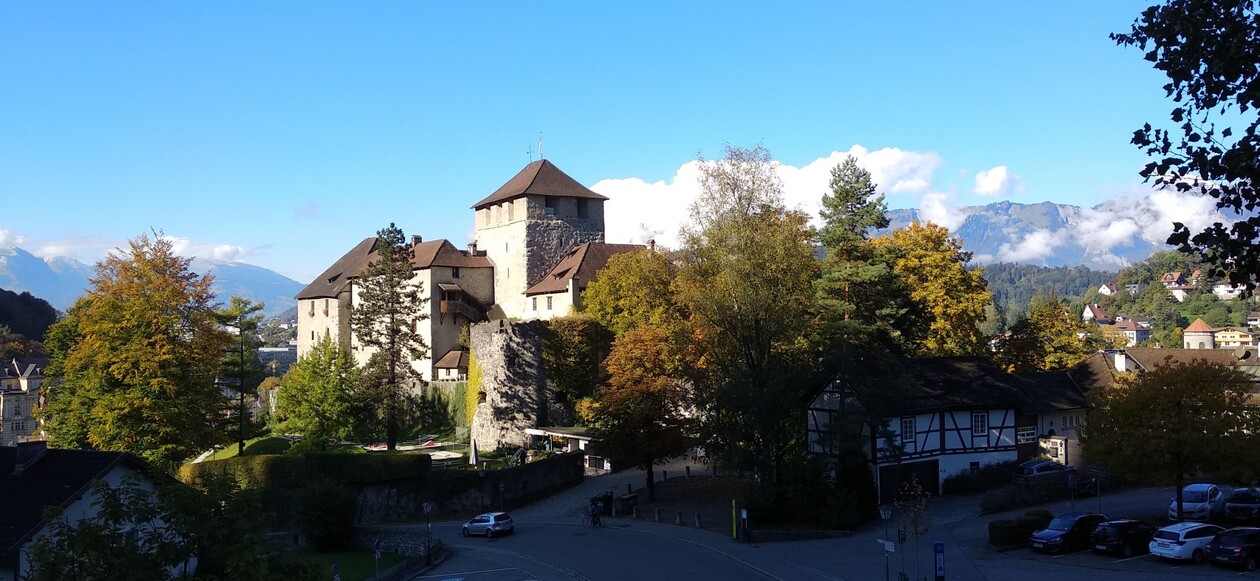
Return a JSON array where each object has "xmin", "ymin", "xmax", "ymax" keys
[
  {"xmin": 877, "ymin": 539, "xmax": 896, "ymax": 552},
  {"xmin": 933, "ymin": 541, "xmax": 944, "ymax": 581},
  {"xmin": 1087, "ymin": 466, "xmax": 1108, "ymax": 476}
]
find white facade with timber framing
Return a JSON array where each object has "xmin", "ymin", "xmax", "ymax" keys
[{"xmin": 807, "ymin": 357, "xmax": 1033, "ymax": 503}]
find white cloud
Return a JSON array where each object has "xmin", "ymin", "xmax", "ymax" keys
[
  {"xmin": 161, "ymin": 235, "xmax": 254, "ymax": 263},
  {"xmin": 0, "ymin": 229, "xmax": 27, "ymax": 247},
  {"xmin": 917, "ymin": 190, "xmax": 969, "ymax": 231},
  {"xmin": 997, "ymin": 228, "xmax": 1067, "ymax": 263},
  {"xmin": 594, "ymin": 145, "xmax": 945, "ymax": 250},
  {"xmin": 973, "ymin": 165, "xmax": 1021, "ymax": 197}
]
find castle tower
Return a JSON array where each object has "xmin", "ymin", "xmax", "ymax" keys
[
  {"xmin": 471, "ymin": 160, "xmax": 607, "ymax": 318},
  {"xmin": 1183, "ymin": 318, "xmax": 1216, "ymax": 350}
]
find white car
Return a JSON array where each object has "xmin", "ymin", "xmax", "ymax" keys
[
  {"xmin": 1149, "ymin": 522, "xmax": 1225, "ymax": 563},
  {"xmin": 1168, "ymin": 483, "xmax": 1226, "ymax": 521}
]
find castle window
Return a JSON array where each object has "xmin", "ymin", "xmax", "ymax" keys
[
  {"xmin": 577, "ymin": 198, "xmax": 588, "ymax": 218},
  {"xmin": 544, "ymin": 196, "xmax": 556, "ymax": 215},
  {"xmin": 452, "ymin": 267, "xmax": 460, "ymax": 279},
  {"xmin": 546, "ymin": 296, "xmax": 553, "ymax": 310},
  {"xmin": 532, "ymin": 297, "xmax": 537, "ymax": 311}
]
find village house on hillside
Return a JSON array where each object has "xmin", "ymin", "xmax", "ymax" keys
[
  {"xmin": 0, "ymin": 359, "xmax": 48, "ymax": 447},
  {"xmin": 1183, "ymin": 318, "xmax": 1257, "ymax": 350}
]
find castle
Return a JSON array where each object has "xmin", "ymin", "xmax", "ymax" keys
[{"xmin": 295, "ymin": 159, "xmax": 641, "ymax": 383}]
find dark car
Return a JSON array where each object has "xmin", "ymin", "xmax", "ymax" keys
[
  {"xmin": 1205, "ymin": 527, "xmax": 1260, "ymax": 570},
  {"xmin": 1090, "ymin": 519, "xmax": 1157, "ymax": 557},
  {"xmin": 1030, "ymin": 512, "xmax": 1108, "ymax": 554},
  {"xmin": 1226, "ymin": 488, "xmax": 1260, "ymax": 524}
]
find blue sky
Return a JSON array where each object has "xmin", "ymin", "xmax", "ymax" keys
[{"xmin": 0, "ymin": 2, "xmax": 1184, "ymax": 282}]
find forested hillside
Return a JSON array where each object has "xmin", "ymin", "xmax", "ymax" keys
[
  {"xmin": 0, "ymin": 287, "xmax": 57, "ymax": 341},
  {"xmin": 979, "ymin": 263, "xmax": 1115, "ymax": 321}
]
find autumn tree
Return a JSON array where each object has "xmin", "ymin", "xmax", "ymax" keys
[
  {"xmin": 1114, "ymin": 0, "xmax": 1260, "ymax": 287},
  {"xmin": 216, "ymin": 296, "xmax": 266, "ymax": 456},
  {"xmin": 871, "ymin": 221, "xmax": 992, "ymax": 357},
  {"xmin": 349, "ymin": 223, "xmax": 429, "ymax": 450},
  {"xmin": 41, "ymin": 234, "xmax": 231, "ymax": 467},
  {"xmin": 593, "ymin": 323, "xmax": 690, "ymax": 501},
  {"xmin": 1078, "ymin": 357, "xmax": 1258, "ymax": 519},
  {"xmin": 678, "ymin": 144, "xmax": 819, "ymax": 481},
  {"xmin": 581, "ymin": 247, "xmax": 684, "ymax": 337},
  {"xmin": 277, "ymin": 333, "xmax": 360, "ymax": 450},
  {"xmin": 994, "ymin": 293, "xmax": 1104, "ymax": 373}
]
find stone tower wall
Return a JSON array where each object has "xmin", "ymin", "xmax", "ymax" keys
[{"xmin": 468, "ymin": 320, "xmax": 547, "ymax": 451}]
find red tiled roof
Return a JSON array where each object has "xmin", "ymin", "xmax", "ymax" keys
[
  {"xmin": 524, "ymin": 243, "xmax": 643, "ymax": 296},
  {"xmin": 296, "ymin": 238, "xmax": 491, "ymax": 300},
  {"xmin": 471, "ymin": 160, "xmax": 607, "ymax": 210},
  {"xmin": 434, "ymin": 349, "xmax": 470, "ymax": 369},
  {"xmin": 1185, "ymin": 319, "xmax": 1215, "ymax": 333}
]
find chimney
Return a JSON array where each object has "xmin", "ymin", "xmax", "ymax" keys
[
  {"xmin": 1113, "ymin": 351, "xmax": 1129, "ymax": 372},
  {"xmin": 467, "ymin": 241, "xmax": 478, "ymax": 255},
  {"xmin": 412, "ymin": 235, "xmax": 423, "ymax": 246},
  {"xmin": 11, "ymin": 440, "xmax": 47, "ymax": 475},
  {"xmin": 647, "ymin": 239, "xmax": 656, "ymax": 253}
]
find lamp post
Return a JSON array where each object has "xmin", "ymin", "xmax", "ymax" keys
[
  {"xmin": 423, "ymin": 500, "xmax": 436, "ymax": 566},
  {"xmin": 879, "ymin": 504, "xmax": 893, "ymax": 581}
]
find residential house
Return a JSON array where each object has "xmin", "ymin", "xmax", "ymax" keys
[
  {"xmin": 0, "ymin": 359, "xmax": 47, "ymax": 447},
  {"xmin": 1161, "ymin": 272, "xmax": 1186, "ymax": 288},
  {"xmin": 1249, "ymin": 311, "xmax": 1260, "ymax": 330},
  {"xmin": 1082, "ymin": 304, "xmax": 1112, "ymax": 325},
  {"xmin": 0, "ymin": 442, "xmax": 182, "ymax": 580},
  {"xmin": 1215, "ymin": 327, "xmax": 1256, "ymax": 349},
  {"xmin": 807, "ymin": 357, "xmax": 1030, "ymax": 502},
  {"xmin": 1010, "ymin": 372, "xmax": 1089, "ymax": 466},
  {"xmin": 1103, "ymin": 320, "xmax": 1151, "ymax": 347},
  {"xmin": 1097, "ymin": 282, "xmax": 1117, "ymax": 296},
  {"xmin": 1114, "ymin": 314, "xmax": 1153, "ymax": 329},
  {"xmin": 1124, "ymin": 283, "xmax": 1142, "ymax": 296},
  {"xmin": 1213, "ymin": 283, "xmax": 1245, "ymax": 301},
  {"xmin": 1085, "ymin": 348, "xmax": 1260, "ymax": 397},
  {"xmin": 433, "ymin": 349, "xmax": 470, "ymax": 381}
]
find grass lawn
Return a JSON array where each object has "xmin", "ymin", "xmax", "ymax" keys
[
  {"xmin": 205, "ymin": 436, "xmax": 293, "ymax": 460},
  {"xmin": 295, "ymin": 548, "xmax": 406, "ymax": 581}
]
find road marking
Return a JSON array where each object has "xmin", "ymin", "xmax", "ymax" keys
[
  {"xmin": 1110, "ymin": 554, "xmax": 1146, "ymax": 563},
  {"xmin": 412, "ymin": 567, "xmax": 516, "ymax": 578}
]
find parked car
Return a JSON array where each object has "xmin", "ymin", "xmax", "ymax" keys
[
  {"xmin": 1169, "ymin": 483, "xmax": 1226, "ymax": 522},
  {"xmin": 1090, "ymin": 519, "xmax": 1157, "ymax": 557},
  {"xmin": 1016, "ymin": 459, "xmax": 1073, "ymax": 480},
  {"xmin": 1149, "ymin": 522, "xmax": 1225, "ymax": 563},
  {"xmin": 1226, "ymin": 488, "xmax": 1260, "ymax": 524},
  {"xmin": 1205, "ymin": 526, "xmax": 1260, "ymax": 570},
  {"xmin": 1030, "ymin": 512, "xmax": 1108, "ymax": 554},
  {"xmin": 1014, "ymin": 459, "xmax": 1095, "ymax": 495},
  {"xmin": 462, "ymin": 512, "xmax": 515, "ymax": 538}
]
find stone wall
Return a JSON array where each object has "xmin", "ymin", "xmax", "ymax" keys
[
  {"xmin": 468, "ymin": 320, "xmax": 546, "ymax": 451},
  {"xmin": 524, "ymin": 218, "xmax": 604, "ymax": 289}
]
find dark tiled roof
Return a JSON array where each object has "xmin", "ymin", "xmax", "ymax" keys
[
  {"xmin": 1067, "ymin": 352, "xmax": 1117, "ymax": 391},
  {"xmin": 1012, "ymin": 372, "xmax": 1088, "ymax": 413},
  {"xmin": 296, "ymin": 237, "xmax": 378, "ymax": 299},
  {"xmin": 434, "ymin": 349, "xmax": 469, "ymax": 369},
  {"xmin": 296, "ymin": 238, "xmax": 491, "ymax": 300},
  {"xmin": 471, "ymin": 160, "xmax": 608, "ymax": 210},
  {"xmin": 3, "ymin": 358, "xmax": 48, "ymax": 379},
  {"xmin": 524, "ymin": 243, "xmax": 643, "ymax": 296},
  {"xmin": 1125, "ymin": 347, "xmax": 1260, "ymax": 370},
  {"xmin": 0, "ymin": 447, "xmax": 147, "ymax": 554},
  {"xmin": 885, "ymin": 357, "xmax": 1027, "ymax": 415}
]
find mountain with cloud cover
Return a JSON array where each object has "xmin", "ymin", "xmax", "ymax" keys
[
  {"xmin": 885, "ymin": 192, "xmax": 1232, "ymax": 271},
  {"xmin": 0, "ymin": 246, "xmax": 301, "ymax": 316}
]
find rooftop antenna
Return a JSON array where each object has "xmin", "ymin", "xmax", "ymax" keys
[
  {"xmin": 539, "ymin": 131, "xmax": 543, "ymax": 160},
  {"xmin": 526, "ymin": 143, "xmax": 533, "ymax": 162}
]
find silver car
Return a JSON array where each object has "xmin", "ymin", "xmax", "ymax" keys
[{"xmin": 462, "ymin": 511, "xmax": 514, "ymax": 538}]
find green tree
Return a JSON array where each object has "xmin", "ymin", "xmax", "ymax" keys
[
  {"xmin": 1114, "ymin": 0, "xmax": 1260, "ymax": 287},
  {"xmin": 817, "ymin": 155, "xmax": 889, "ymax": 256},
  {"xmin": 541, "ymin": 315, "xmax": 613, "ymax": 423},
  {"xmin": 871, "ymin": 221, "xmax": 992, "ymax": 357},
  {"xmin": 994, "ymin": 294, "xmax": 1101, "ymax": 373},
  {"xmin": 1078, "ymin": 357, "xmax": 1258, "ymax": 519},
  {"xmin": 349, "ymin": 223, "xmax": 429, "ymax": 450},
  {"xmin": 593, "ymin": 323, "xmax": 690, "ymax": 502},
  {"xmin": 679, "ymin": 144, "xmax": 819, "ymax": 481},
  {"xmin": 581, "ymin": 248, "xmax": 684, "ymax": 336},
  {"xmin": 216, "ymin": 296, "xmax": 266, "ymax": 456},
  {"xmin": 41, "ymin": 233, "xmax": 231, "ymax": 468},
  {"xmin": 277, "ymin": 333, "xmax": 360, "ymax": 449}
]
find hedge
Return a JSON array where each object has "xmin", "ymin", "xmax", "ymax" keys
[
  {"xmin": 180, "ymin": 453, "xmax": 432, "ymax": 489},
  {"xmin": 988, "ymin": 510, "xmax": 1054, "ymax": 547},
  {"xmin": 942, "ymin": 461, "xmax": 1018, "ymax": 495}
]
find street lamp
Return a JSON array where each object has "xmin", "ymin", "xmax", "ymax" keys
[
  {"xmin": 879, "ymin": 504, "xmax": 893, "ymax": 581},
  {"xmin": 422, "ymin": 500, "xmax": 436, "ymax": 566}
]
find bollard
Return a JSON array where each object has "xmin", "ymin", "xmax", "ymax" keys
[
  {"xmin": 675, "ymin": 510, "xmax": 683, "ymax": 525},
  {"xmin": 695, "ymin": 513, "xmax": 702, "ymax": 529},
  {"xmin": 654, "ymin": 508, "xmax": 661, "ymax": 522},
  {"xmin": 686, "ymin": 466, "xmax": 691, "ymax": 478},
  {"xmin": 612, "ymin": 503, "xmax": 619, "ymax": 517}
]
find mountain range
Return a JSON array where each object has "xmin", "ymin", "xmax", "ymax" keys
[{"xmin": 0, "ymin": 246, "xmax": 302, "ymax": 317}]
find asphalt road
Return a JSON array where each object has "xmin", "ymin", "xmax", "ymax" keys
[{"xmin": 407, "ymin": 466, "xmax": 1258, "ymax": 581}]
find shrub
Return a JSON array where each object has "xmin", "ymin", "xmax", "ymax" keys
[
  {"xmin": 293, "ymin": 481, "xmax": 358, "ymax": 551},
  {"xmin": 179, "ymin": 453, "xmax": 432, "ymax": 489},
  {"xmin": 979, "ymin": 476, "xmax": 1081, "ymax": 513},
  {"xmin": 988, "ymin": 519, "xmax": 1020, "ymax": 546},
  {"xmin": 942, "ymin": 461, "xmax": 1018, "ymax": 495}
]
